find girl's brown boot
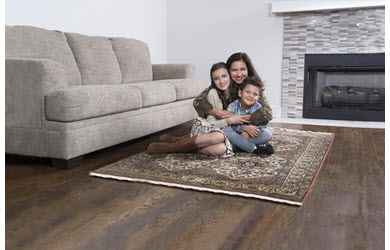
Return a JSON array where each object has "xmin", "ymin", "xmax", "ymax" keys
[
  {"xmin": 148, "ymin": 136, "xmax": 198, "ymax": 154},
  {"xmin": 159, "ymin": 134, "xmax": 183, "ymax": 143}
]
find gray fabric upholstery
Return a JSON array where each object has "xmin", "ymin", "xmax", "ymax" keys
[
  {"xmin": 5, "ymin": 25, "xmax": 82, "ymax": 86},
  {"xmin": 110, "ymin": 37, "xmax": 153, "ymax": 83},
  {"xmin": 152, "ymin": 64, "xmax": 195, "ymax": 80},
  {"xmin": 5, "ymin": 128, "xmax": 46, "ymax": 157},
  {"xmin": 5, "ymin": 25, "xmax": 209, "ymax": 163},
  {"xmin": 161, "ymin": 79, "xmax": 211, "ymax": 101},
  {"xmin": 44, "ymin": 99, "xmax": 194, "ymax": 131},
  {"xmin": 5, "ymin": 58, "xmax": 67, "ymax": 129},
  {"xmin": 42, "ymin": 100, "xmax": 196, "ymax": 159},
  {"xmin": 130, "ymin": 81, "xmax": 177, "ymax": 108},
  {"xmin": 46, "ymin": 85, "xmax": 142, "ymax": 122},
  {"xmin": 65, "ymin": 32, "xmax": 123, "ymax": 85}
]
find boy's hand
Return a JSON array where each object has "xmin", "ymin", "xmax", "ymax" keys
[
  {"xmin": 241, "ymin": 131, "xmax": 250, "ymax": 139},
  {"xmin": 242, "ymin": 125, "xmax": 260, "ymax": 137}
]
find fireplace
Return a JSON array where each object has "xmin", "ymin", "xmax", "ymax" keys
[{"xmin": 303, "ymin": 53, "xmax": 385, "ymax": 121}]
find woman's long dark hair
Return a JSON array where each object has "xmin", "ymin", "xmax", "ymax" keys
[
  {"xmin": 210, "ymin": 62, "xmax": 232, "ymax": 109},
  {"xmin": 226, "ymin": 52, "xmax": 264, "ymax": 100}
]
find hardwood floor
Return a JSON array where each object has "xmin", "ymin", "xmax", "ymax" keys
[{"xmin": 5, "ymin": 122, "xmax": 385, "ymax": 249}]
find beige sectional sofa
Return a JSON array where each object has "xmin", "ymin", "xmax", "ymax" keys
[{"xmin": 5, "ymin": 25, "xmax": 209, "ymax": 169}]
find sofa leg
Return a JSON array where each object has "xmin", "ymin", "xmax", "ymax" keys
[{"xmin": 50, "ymin": 155, "xmax": 84, "ymax": 170}]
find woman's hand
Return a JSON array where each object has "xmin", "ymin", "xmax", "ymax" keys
[
  {"xmin": 208, "ymin": 108, "xmax": 233, "ymax": 119},
  {"xmin": 242, "ymin": 125, "xmax": 260, "ymax": 137},
  {"xmin": 227, "ymin": 115, "xmax": 251, "ymax": 125}
]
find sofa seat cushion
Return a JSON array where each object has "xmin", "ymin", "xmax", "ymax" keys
[
  {"xmin": 130, "ymin": 81, "xmax": 177, "ymax": 108},
  {"xmin": 65, "ymin": 33, "xmax": 123, "ymax": 85},
  {"xmin": 46, "ymin": 85, "xmax": 142, "ymax": 122},
  {"xmin": 159, "ymin": 79, "xmax": 210, "ymax": 101}
]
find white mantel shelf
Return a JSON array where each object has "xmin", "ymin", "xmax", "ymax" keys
[{"xmin": 271, "ymin": 0, "xmax": 385, "ymax": 14}]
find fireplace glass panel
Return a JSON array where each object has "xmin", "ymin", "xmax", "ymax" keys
[
  {"xmin": 303, "ymin": 53, "xmax": 385, "ymax": 121},
  {"xmin": 309, "ymin": 67, "xmax": 385, "ymax": 110}
]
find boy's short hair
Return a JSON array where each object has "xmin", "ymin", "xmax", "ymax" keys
[{"xmin": 239, "ymin": 76, "xmax": 263, "ymax": 92}]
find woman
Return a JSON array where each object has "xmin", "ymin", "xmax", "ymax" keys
[
  {"xmin": 148, "ymin": 62, "xmax": 248, "ymax": 157},
  {"xmin": 194, "ymin": 52, "xmax": 273, "ymax": 140}
]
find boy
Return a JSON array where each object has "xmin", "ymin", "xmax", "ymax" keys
[{"xmin": 223, "ymin": 77, "xmax": 274, "ymax": 155}]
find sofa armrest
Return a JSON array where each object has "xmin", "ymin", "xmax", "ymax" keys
[
  {"xmin": 152, "ymin": 64, "xmax": 195, "ymax": 80},
  {"xmin": 5, "ymin": 58, "xmax": 68, "ymax": 129}
]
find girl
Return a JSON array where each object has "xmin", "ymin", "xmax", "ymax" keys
[{"xmin": 148, "ymin": 62, "xmax": 248, "ymax": 157}]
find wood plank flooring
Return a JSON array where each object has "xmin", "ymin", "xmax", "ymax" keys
[{"xmin": 5, "ymin": 122, "xmax": 385, "ymax": 249}]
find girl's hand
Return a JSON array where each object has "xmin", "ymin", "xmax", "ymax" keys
[
  {"xmin": 241, "ymin": 131, "xmax": 250, "ymax": 139},
  {"xmin": 242, "ymin": 116, "xmax": 251, "ymax": 123},
  {"xmin": 227, "ymin": 115, "xmax": 250, "ymax": 125},
  {"xmin": 209, "ymin": 108, "xmax": 233, "ymax": 119},
  {"xmin": 242, "ymin": 125, "xmax": 260, "ymax": 137}
]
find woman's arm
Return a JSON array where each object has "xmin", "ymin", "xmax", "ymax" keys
[
  {"xmin": 249, "ymin": 89, "xmax": 273, "ymax": 126},
  {"xmin": 193, "ymin": 86, "xmax": 213, "ymax": 118},
  {"xmin": 193, "ymin": 86, "xmax": 232, "ymax": 118}
]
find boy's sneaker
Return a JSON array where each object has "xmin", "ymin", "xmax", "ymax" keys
[{"xmin": 253, "ymin": 144, "xmax": 275, "ymax": 155}]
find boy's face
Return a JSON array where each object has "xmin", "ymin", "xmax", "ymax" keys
[{"xmin": 238, "ymin": 84, "xmax": 261, "ymax": 109}]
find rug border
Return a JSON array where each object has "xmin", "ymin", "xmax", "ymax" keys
[
  {"xmin": 300, "ymin": 133, "xmax": 335, "ymax": 203},
  {"xmin": 89, "ymin": 172, "xmax": 303, "ymax": 206},
  {"xmin": 90, "ymin": 128, "xmax": 335, "ymax": 206}
]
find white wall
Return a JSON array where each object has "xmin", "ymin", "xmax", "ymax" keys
[
  {"xmin": 167, "ymin": 0, "xmax": 284, "ymax": 117},
  {"xmin": 5, "ymin": 0, "xmax": 167, "ymax": 63},
  {"xmin": 5, "ymin": 0, "xmax": 284, "ymax": 116}
]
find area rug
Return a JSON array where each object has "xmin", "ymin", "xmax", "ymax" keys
[{"xmin": 90, "ymin": 128, "xmax": 334, "ymax": 206}]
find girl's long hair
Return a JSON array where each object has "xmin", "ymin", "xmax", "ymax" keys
[
  {"xmin": 226, "ymin": 52, "xmax": 264, "ymax": 100},
  {"xmin": 210, "ymin": 62, "xmax": 233, "ymax": 109}
]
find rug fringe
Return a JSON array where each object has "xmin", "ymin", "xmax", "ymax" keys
[
  {"xmin": 270, "ymin": 127, "xmax": 334, "ymax": 136},
  {"xmin": 89, "ymin": 172, "xmax": 303, "ymax": 206}
]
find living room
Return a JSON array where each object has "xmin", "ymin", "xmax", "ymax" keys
[{"xmin": 4, "ymin": 0, "xmax": 386, "ymax": 249}]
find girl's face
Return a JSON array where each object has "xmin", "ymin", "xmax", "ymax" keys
[
  {"xmin": 229, "ymin": 60, "xmax": 248, "ymax": 84},
  {"xmin": 212, "ymin": 68, "xmax": 230, "ymax": 91}
]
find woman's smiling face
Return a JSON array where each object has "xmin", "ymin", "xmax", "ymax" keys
[
  {"xmin": 229, "ymin": 60, "xmax": 248, "ymax": 84},
  {"xmin": 212, "ymin": 68, "xmax": 230, "ymax": 91}
]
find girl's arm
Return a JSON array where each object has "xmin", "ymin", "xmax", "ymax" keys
[
  {"xmin": 249, "ymin": 89, "xmax": 273, "ymax": 126},
  {"xmin": 206, "ymin": 90, "xmax": 249, "ymax": 129},
  {"xmin": 205, "ymin": 89, "xmax": 229, "ymax": 128},
  {"xmin": 193, "ymin": 86, "xmax": 231, "ymax": 118}
]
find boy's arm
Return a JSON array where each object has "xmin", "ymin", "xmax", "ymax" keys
[
  {"xmin": 227, "ymin": 103, "xmax": 244, "ymax": 133},
  {"xmin": 232, "ymin": 124, "xmax": 244, "ymax": 133}
]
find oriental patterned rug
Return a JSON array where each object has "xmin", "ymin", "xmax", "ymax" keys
[{"xmin": 90, "ymin": 128, "xmax": 334, "ymax": 206}]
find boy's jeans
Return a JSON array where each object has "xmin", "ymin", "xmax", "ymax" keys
[{"xmin": 222, "ymin": 126, "xmax": 273, "ymax": 153}]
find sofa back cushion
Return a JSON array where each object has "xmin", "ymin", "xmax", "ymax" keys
[
  {"xmin": 65, "ymin": 33, "xmax": 123, "ymax": 85},
  {"xmin": 109, "ymin": 37, "xmax": 153, "ymax": 83},
  {"xmin": 5, "ymin": 25, "xmax": 82, "ymax": 86}
]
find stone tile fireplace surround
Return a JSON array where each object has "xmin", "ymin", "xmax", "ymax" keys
[{"xmin": 280, "ymin": 7, "xmax": 385, "ymax": 118}]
